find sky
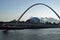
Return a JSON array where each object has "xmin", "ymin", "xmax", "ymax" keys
[{"xmin": 0, "ymin": 0, "xmax": 60, "ymax": 21}]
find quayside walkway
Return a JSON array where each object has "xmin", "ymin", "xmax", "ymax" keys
[{"xmin": 0, "ymin": 22, "xmax": 60, "ymax": 30}]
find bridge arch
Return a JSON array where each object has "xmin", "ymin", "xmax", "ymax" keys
[{"xmin": 17, "ymin": 3, "xmax": 60, "ymax": 21}]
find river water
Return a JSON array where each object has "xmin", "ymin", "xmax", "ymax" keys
[{"xmin": 0, "ymin": 28, "xmax": 60, "ymax": 40}]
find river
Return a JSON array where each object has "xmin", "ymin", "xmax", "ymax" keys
[{"xmin": 0, "ymin": 28, "xmax": 60, "ymax": 40}]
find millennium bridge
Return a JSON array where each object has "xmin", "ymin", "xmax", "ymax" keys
[{"xmin": 0, "ymin": 3, "xmax": 60, "ymax": 30}]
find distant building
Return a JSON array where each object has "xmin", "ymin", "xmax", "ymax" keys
[
  {"xmin": 40, "ymin": 18, "xmax": 45, "ymax": 23},
  {"xmin": 40, "ymin": 17, "xmax": 60, "ymax": 24},
  {"xmin": 10, "ymin": 19, "xmax": 17, "ymax": 23},
  {"xmin": 26, "ymin": 17, "xmax": 40, "ymax": 23}
]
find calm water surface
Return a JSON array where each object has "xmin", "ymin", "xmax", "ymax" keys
[{"xmin": 0, "ymin": 28, "xmax": 60, "ymax": 40}]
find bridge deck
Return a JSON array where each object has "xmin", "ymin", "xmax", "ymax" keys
[
  {"xmin": 0, "ymin": 25, "xmax": 60, "ymax": 30},
  {"xmin": 0, "ymin": 23, "xmax": 60, "ymax": 30}
]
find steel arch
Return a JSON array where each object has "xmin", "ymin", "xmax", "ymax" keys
[{"xmin": 18, "ymin": 3, "xmax": 60, "ymax": 21}]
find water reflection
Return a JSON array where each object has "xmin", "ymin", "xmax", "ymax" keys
[{"xmin": 0, "ymin": 28, "xmax": 60, "ymax": 40}]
